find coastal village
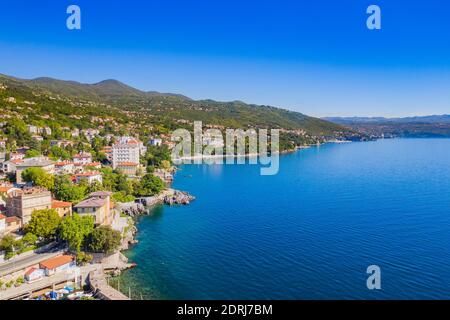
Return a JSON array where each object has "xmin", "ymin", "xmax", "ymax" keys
[
  {"xmin": 0, "ymin": 123, "xmax": 192, "ymax": 300},
  {"xmin": 0, "ymin": 75, "xmax": 362, "ymax": 300}
]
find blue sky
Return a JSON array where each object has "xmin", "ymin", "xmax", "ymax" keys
[{"xmin": 0, "ymin": 0, "xmax": 449, "ymax": 117}]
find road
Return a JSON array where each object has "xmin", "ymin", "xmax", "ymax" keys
[
  {"xmin": 0, "ymin": 264, "xmax": 99, "ymax": 300},
  {"xmin": 0, "ymin": 248, "xmax": 65, "ymax": 277}
]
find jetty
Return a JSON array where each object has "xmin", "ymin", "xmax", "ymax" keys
[{"xmin": 89, "ymin": 270, "xmax": 130, "ymax": 300}]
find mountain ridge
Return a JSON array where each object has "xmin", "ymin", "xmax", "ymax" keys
[
  {"xmin": 323, "ymin": 115, "xmax": 450, "ymax": 124},
  {"xmin": 0, "ymin": 73, "xmax": 353, "ymax": 137},
  {"xmin": 324, "ymin": 115, "xmax": 450, "ymax": 138}
]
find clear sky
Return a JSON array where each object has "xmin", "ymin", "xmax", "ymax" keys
[{"xmin": 0, "ymin": 0, "xmax": 449, "ymax": 117}]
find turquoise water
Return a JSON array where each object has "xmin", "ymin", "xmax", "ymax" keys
[{"xmin": 121, "ymin": 139, "xmax": 450, "ymax": 299}]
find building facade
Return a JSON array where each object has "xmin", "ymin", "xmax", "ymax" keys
[
  {"xmin": 15, "ymin": 157, "xmax": 55, "ymax": 184},
  {"xmin": 6, "ymin": 187, "xmax": 52, "ymax": 224},
  {"xmin": 74, "ymin": 191, "xmax": 112, "ymax": 226},
  {"xmin": 116, "ymin": 162, "xmax": 139, "ymax": 177},
  {"xmin": 74, "ymin": 171, "xmax": 103, "ymax": 184},
  {"xmin": 51, "ymin": 200, "xmax": 73, "ymax": 218},
  {"xmin": 73, "ymin": 152, "xmax": 93, "ymax": 165},
  {"xmin": 0, "ymin": 214, "xmax": 5, "ymax": 235},
  {"xmin": 112, "ymin": 137, "xmax": 140, "ymax": 169}
]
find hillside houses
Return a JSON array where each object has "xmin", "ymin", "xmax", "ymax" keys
[
  {"xmin": 51, "ymin": 200, "xmax": 72, "ymax": 218},
  {"xmin": 15, "ymin": 157, "xmax": 55, "ymax": 184},
  {"xmin": 74, "ymin": 191, "xmax": 113, "ymax": 226},
  {"xmin": 112, "ymin": 137, "xmax": 141, "ymax": 169},
  {"xmin": 50, "ymin": 140, "xmax": 74, "ymax": 148},
  {"xmin": 73, "ymin": 171, "xmax": 103, "ymax": 185},
  {"xmin": 73, "ymin": 152, "xmax": 93, "ymax": 165},
  {"xmin": 5, "ymin": 187, "xmax": 52, "ymax": 224},
  {"xmin": 55, "ymin": 161, "xmax": 76, "ymax": 175},
  {"xmin": 27, "ymin": 125, "xmax": 52, "ymax": 136},
  {"xmin": 116, "ymin": 162, "xmax": 140, "ymax": 177},
  {"xmin": 0, "ymin": 127, "xmax": 171, "ymax": 240}
]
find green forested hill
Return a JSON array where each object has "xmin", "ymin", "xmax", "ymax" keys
[{"xmin": 0, "ymin": 73, "xmax": 360, "ymax": 149}]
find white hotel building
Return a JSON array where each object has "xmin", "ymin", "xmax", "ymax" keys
[{"xmin": 112, "ymin": 137, "xmax": 141, "ymax": 169}]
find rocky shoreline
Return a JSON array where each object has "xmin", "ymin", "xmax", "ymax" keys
[
  {"xmin": 115, "ymin": 188, "xmax": 195, "ymax": 218},
  {"xmin": 112, "ymin": 188, "xmax": 195, "ymax": 271}
]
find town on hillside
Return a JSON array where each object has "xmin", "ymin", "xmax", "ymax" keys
[
  {"xmin": 0, "ymin": 75, "xmax": 361, "ymax": 300},
  {"xmin": 0, "ymin": 125, "xmax": 181, "ymax": 300}
]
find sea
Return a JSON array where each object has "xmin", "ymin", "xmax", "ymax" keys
[{"xmin": 118, "ymin": 139, "xmax": 450, "ymax": 299}]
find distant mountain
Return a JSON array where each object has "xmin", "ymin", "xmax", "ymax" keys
[
  {"xmin": 323, "ymin": 115, "xmax": 450, "ymax": 138},
  {"xmin": 0, "ymin": 73, "xmax": 360, "ymax": 148},
  {"xmin": 26, "ymin": 77, "xmax": 176, "ymax": 100},
  {"xmin": 323, "ymin": 115, "xmax": 450, "ymax": 124}
]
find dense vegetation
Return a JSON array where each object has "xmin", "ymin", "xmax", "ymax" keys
[
  {"xmin": 22, "ymin": 167, "xmax": 165, "ymax": 204},
  {"xmin": 0, "ymin": 73, "xmax": 361, "ymax": 153},
  {"xmin": 14, "ymin": 209, "xmax": 123, "ymax": 257}
]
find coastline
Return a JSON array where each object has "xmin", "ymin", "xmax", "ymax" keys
[{"xmin": 113, "ymin": 140, "xmax": 353, "ymax": 298}]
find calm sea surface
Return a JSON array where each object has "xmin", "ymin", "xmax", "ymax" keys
[{"xmin": 120, "ymin": 139, "xmax": 450, "ymax": 299}]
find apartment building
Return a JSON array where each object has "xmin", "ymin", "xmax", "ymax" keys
[
  {"xmin": 6, "ymin": 187, "xmax": 52, "ymax": 224},
  {"xmin": 112, "ymin": 137, "xmax": 140, "ymax": 169}
]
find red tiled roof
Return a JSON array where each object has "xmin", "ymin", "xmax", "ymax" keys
[
  {"xmin": 84, "ymin": 162, "xmax": 101, "ymax": 167},
  {"xmin": 25, "ymin": 267, "xmax": 37, "ymax": 276},
  {"xmin": 52, "ymin": 200, "xmax": 72, "ymax": 209},
  {"xmin": 118, "ymin": 162, "xmax": 139, "ymax": 167},
  {"xmin": 75, "ymin": 171, "xmax": 101, "ymax": 177},
  {"xmin": 40, "ymin": 255, "xmax": 74, "ymax": 270},
  {"xmin": 73, "ymin": 153, "xmax": 92, "ymax": 158},
  {"xmin": 0, "ymin": 187, "xmax": 11, "ymax": 193},
  {"xmin": 55, "ymin": 161, "xmax": 74, "ymax": 166},
  {"xmin": 6, "ymin": 216, "xmax": 21, "ymax": 224}
]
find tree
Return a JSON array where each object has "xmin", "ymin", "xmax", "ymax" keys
[
  {"xmin": 0, "ymin": 235, "xmax": 17, "ymax": 258},
  {"xmin": 25, "ymin": 149, "xmax": 41, "ymax": 158},
  {"xmin": 160, "ymin": 160, "xmax": 171, "ymax": 170},
  {"xmin": 21, "ymin": 167, "xmax": 54, "ymax": 190},
  {"xmin": 49, "ymin": 145, "xmax": 70, "ymax": 160},
  {"xmin": 134, "ymin": 174, "xmax": 165, "ymax": 197},
  {"xmin": 76, "ymin": 251, "xmax": 93, "ymax": 265},
  {"xmin": 86, "ymin": 226, "xmax": 122, "ymax": 254},
  {"xmin": 145, "ymin": 145, "xmax": 172, "ymax": 168},
  {"xmin": 59, "ymin": 215, "xmax": 94, "ymax": 252},
  {"xmin": 53, "ymin": 175, "xmax": 86, "ymax": 203},
  {"xmin": 25, "ymin": 209, "xmax": 61, "ymax": 239},
  {"xmin": 96, "ymin": 151, "xmax": 108, "ymax": 163},
  {"xmin": 86, "ymin": 180, "xmax": 104, "ymax": 194},
  {"xmin": 22, "ymin": 233, "xmax": 38, "ymax": 246},
  {"xmin": 100, "ymin": 167, "xmax": 117, "ymax": 191},
  {"xmin": 112, "ymin": 191, "xmax": 135, "ymax": 203},
  {"xmin": 116, "ymin": 174, "xmax": 134, "ymax": 195}
]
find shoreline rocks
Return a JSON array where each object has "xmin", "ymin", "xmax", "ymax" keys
[
  {"xmin": 163, "ymin": 190, "xmax": 195, "ymax": 205},
  {"xmin": 116, "ymin": 189, "xmax": 196, "ymax": 220},
  {"xmin": 115, "ymin": 202, "xmax": 146, "ymax": 218}
]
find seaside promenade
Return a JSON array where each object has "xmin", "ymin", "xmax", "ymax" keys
[{"xmin": 0, "ymin": 264, "xmax": 97, "ymax": 300}]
